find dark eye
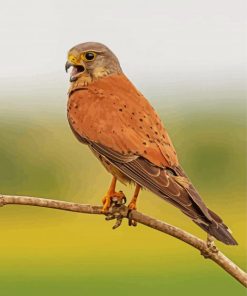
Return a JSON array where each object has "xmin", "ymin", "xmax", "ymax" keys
[{"xmin": 85, "ymin": 52, "xmax": 95, "ymax": 61}]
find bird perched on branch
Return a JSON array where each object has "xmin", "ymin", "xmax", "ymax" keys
[{"xmin": 65, "ymin": 42, "xmax": 237, "ymax": 245}]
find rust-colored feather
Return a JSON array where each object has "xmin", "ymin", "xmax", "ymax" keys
[
  {"xmin": 68, "ymin": 73, "xmax": 178, "ymax": 167},
  {"xmin": 67, "ymin": 73, "xmax": 237, "ymax": 245}
]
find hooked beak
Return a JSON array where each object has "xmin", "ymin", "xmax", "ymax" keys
[
  {"xmin": 65, "ymin": 61, "xmax": 72, "ymax": 73},
  {"xmin": 65, "ymin": 61, "xmax": 86, "ymax": 82}
]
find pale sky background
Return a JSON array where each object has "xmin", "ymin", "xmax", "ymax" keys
[{"xmin": 0, "ymin": 0, "xmax": 246, "ymax": 114}]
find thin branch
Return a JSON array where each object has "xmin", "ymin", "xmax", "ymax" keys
[{"xmin": 0, "ymin": 193, "xmax": 246, "ymax": 287}]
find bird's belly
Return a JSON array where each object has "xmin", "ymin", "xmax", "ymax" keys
[{"xmin": 89, "ymin": 146, "xmax": 132, "ymax": 185}]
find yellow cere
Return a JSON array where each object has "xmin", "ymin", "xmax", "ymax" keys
[{"xmin": 68, "ymin": 54, "xmax": 79, "ymax": 65}]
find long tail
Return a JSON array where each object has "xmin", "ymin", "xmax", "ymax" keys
[{"xmin": 194, "ymin": 208, "xmax": 238, "ymax": 245}]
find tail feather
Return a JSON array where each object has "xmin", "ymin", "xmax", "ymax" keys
[{"xmin": 194, "ymin": 208, "xmax": 238, "ymax": 245}]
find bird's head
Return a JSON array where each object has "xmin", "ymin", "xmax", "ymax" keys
[{"xmin": 65, "ymin": 42, "xmax": 122, "ymax": 83}]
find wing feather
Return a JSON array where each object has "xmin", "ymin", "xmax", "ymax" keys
[
  {"xmin": 67, "ymin": 73, "xmax": 237, "ymax": 245},
  {"xmin": 91, "ymin": 142, "xmax": 208, "ymax": 217}
]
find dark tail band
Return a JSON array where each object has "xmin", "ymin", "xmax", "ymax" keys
[{"xmin": 194, "ymin": 216, "xmax": 238, "ymax": 246}]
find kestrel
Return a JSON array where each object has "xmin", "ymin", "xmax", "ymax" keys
[{"xmin": 65, "ymin": 42, "xmax": 237, "ymax": 245}]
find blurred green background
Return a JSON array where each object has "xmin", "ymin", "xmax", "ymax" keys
[
  {"xmin": 1, "ymin": 0, "xmax": 246, "ymax": 295},
  {"xmin": 0, "ymin": 96, "xmax": 246, "ymax": 295}
]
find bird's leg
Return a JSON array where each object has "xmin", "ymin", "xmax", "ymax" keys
[
  {"xmin": 128, "ymin": 184, "xmax": 141, "ymax": 210},
  {"xmin": 102, "ymin": 176, "xmax": 126, "ymax": 213},
  {"xmin": 127, "ymin": 184, "xmax": 141, "ymax": 227}
]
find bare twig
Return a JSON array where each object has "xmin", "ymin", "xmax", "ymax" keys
[{"xmin": 0, "ymin": 193, "xmax": 246, "ymax": 287}]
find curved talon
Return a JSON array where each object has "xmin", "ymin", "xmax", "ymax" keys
[
  {"xmin": 101, "ymin": 190, "xmax": 126, "ymax": 213},
  {"xmin": 129, "ymin": 220, "xmax": 137, "ymax": 227},
  {"xmin": 127, "ymin": 209, "xmax": 137, "ymax": 227},
  {"xmin": 105, "ymin": 210, "xmax": 123, "ymax": 229},
  {"xmin": 112, "ymin": 217, "xmax": 123, "ymax": 229},
  {"xmin": 101, "ymin": 176, "xmax": 126, "ymax": 213},
  {"xmin": 101, "ymin": 176, "xmax": 140, "ymax": 228},
  {"xmin": 127, "ymin": 201, "xmax": 137, "ymax": 226},
  {"xmin": 112, "ymin": 192, "xmax": 126, "ymax": 207},
  {"xmin": 105, "ymin": 214, "xmax": 115, "ymax": 221}
]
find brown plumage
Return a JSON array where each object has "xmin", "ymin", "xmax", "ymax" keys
[{"xmin": 66, "ymin": 42, "xmax": 237, "ymax": 245}]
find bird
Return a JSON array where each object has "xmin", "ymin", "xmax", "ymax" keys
[{"xmin": 65, "ymin": 41, "xmax": 237, "ymax": 245}]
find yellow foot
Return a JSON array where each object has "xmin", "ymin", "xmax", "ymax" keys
[
  {"xmin": 127, "ymin": 200, "xmax": 137, "ymax": 227},
  {"xmin": 101, "ymin": 191, "xmax": 126, "ymax": 213},
  {"xmin": 127, "ymin": 184, "xmax": 140, "ymax": 212},
  {"xmin": 128, "ymin": 201, "xmax": 137, "ymax": 211}
]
